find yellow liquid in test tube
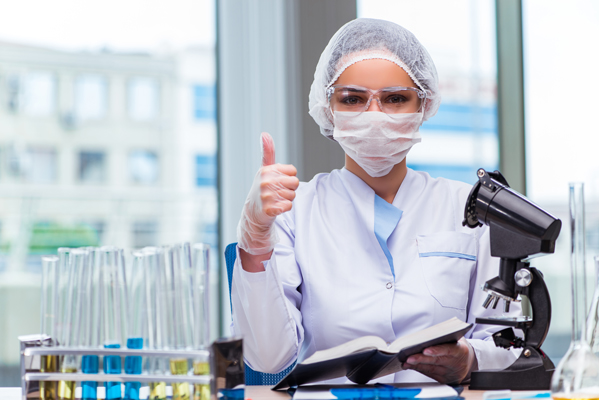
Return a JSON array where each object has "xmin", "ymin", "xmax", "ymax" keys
[
  {"xmin": 149, "ymin": 382, "xmax": 167, "ymax": 400},
  {"xmin": 57, "ymin": 365, "xmax": 77, "ymax": 400},
  {"xmin": 170, "ymin": 358, "xmax": 190, "ymax": 400},
  {"xmin": 58, "ymin": 366, "xmax": 77, "ymax": 400},
  {"xmin": 193, "ymin": 361, "xmax": 210, "ymax": 400},
  {"xmin": 40, "ymin": 355, "xmax": 58, "ymax": 400}
]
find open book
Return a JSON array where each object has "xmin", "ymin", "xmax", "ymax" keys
[{"xmin": 273, "ymin": 317, "xmax": 472, "ymax": 390}]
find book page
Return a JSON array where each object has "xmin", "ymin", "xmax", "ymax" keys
[
  {"xmin": 302, "ymin": 336, "xmax": 388, "ymax": 365},
  {"xmin": 387, "ymin": 317, "xmax": 470, "ymax": 353}
]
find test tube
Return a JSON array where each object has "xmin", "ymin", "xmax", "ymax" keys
[
  {"xmin": 192, "ymin": 243, "xmax": 210, "ymax": 400},
  {"xmin": 81, "ymin": 248, "xmax": 102, "ymax": 400},
  {"xmin": 124, "ymin": 251, "xmax": 146, "ymax": 400},
  {"xmin": 144, "ymin": 247, "xmax": 167, "ymax": 400},
  {"xmin": 40, "ymin": 255, "xmax": 59, "ymax": 400},
  {"xmin": 56, "ymin": 248, "xmax": 77, "ymax": 400},
  {"xmin": 101, "ymin": 246, "xmax": 128, "ymax": 400},
  {"xmin": 56, "ymin": 248, "xmax": 72, "ymax": 347},
  {"xmin": 164, "ymin": 244, "xmax": 193, "ymax": 400},
  {"xmin": 59, "ymin": 248, "xmax": 91, "ymax": 400}
]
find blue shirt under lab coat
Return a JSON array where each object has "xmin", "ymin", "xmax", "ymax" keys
[{"xmin": 231, "ymin": 167, "xmax": 521, "ymax": 383}]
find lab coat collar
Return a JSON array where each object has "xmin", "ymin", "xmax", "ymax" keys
[{"xmin": 339, "ymin": 167, "xmax": 419, "ymax": 211}]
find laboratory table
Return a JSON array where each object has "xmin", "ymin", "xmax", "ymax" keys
[{"xmin": 245, "ymin": 385, "xmax": 488, "ymax": 400}]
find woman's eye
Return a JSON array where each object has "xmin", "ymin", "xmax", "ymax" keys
[
  {"xmin": 384, "ymin": 94, "xmax": 408, "ymax": 104},
  {"xmin": 340, "ymin": 95, "xmax": 365, "ymax": 105}
]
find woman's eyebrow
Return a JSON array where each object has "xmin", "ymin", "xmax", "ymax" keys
[{"xmin": 343, "ymin": 87, "xmax": 368, "ymax": 92}]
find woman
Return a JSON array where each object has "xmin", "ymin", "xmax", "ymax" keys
[{"xmin": 231, "ymin": 18, "xmax": 520, "ymax": 384}]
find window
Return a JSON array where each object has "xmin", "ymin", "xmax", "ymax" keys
[
  {"xmin": 79, "ymin": 151, "xmax": 106, "ymax": 183},
  {"xmin": 195, "ymin": 154, "xmax": 216, "ymax": 187},
  {"xmin": 129, "ymin": 150, "xmax": 159, "ymax": 184},
  {"xmin": 0, "ymin": 0, "xmax": 217, "ymax": 383},
  {"xmin": 21, "ymin": 72, "xmax": 56, "ymax": 116},
  {"xmin": 193, "ymin": 84, "xmax": 216, "ymax": 121},
  {"xmin": 128, "ymin": 77, "xmax": 159, "ymax": 121},
  {"xmin": 523, "ymin": 0, "xmax": 599, "ymax": 362},
  {"xmin": 359, "ymin": 0, "xmax": 499, "ymax": 184},
  {"xmin": 6, "ymin": 75, "xmax": 20, "ymax": 112},
  {"xmin": 132, "ymin": 220, "xmax": 158, "ymax": 248},
  {"xmin": 23, "ymin": 147, "xmax": 57, "ymax": 183},
  {"xmin": 74, "ymin": 74, "xmax": 107, "ymax": 121}
]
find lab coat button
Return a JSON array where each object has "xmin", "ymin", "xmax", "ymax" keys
[{"xmin": 386, "ymin": 282, "xmax": 393, "ymax": 289}]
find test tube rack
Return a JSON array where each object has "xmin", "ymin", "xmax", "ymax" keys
[{"xmin": 20, "ymin": 334, "xmax": 212, "ymax": 400}]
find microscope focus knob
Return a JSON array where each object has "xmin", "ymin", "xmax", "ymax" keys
[{"xmin": 515, "ymin": 268, "xmax": 533, "ymax": 287}]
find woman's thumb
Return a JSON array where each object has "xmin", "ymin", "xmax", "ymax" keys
[{"xmin": 261, "ymin": 132, "xmax": 276, "ymax": 166}]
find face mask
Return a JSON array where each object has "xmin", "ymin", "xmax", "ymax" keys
[{"xmin": 332, "ymin": 111, "xmax": 423, "ymax": 178}]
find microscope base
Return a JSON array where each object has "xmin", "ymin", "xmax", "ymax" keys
[{"xmin": 469, "ymin": 347, "xmax": 554, "ymax": 390}]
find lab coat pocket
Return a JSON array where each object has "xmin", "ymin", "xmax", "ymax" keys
[{"xmin": 416, "ymin": 232, "xmax": 477, "ymax": 310}]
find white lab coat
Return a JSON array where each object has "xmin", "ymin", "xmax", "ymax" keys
[{"xmin": 231, "ymin": 167, "xmax": 521, "ymax": 383}]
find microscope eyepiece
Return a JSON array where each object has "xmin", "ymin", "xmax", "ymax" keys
[{"xmin": 463, "ymin": 169, "xmax": 561, "ymax": 259}]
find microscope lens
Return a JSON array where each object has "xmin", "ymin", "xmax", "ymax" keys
[
  {"xmin": 483, "ymin": 294, "xmax": 494, "ymax": 309},
  {"xmin": 492, "ymin": 297, "xmax": 500, "ymax": 309}
]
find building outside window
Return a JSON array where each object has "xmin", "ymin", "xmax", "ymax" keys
[
  {"xmin": 78, "ymin": 151, "xmax": 106, "ymax": 183},
  {"xmin": 195, "ymin": 154, "xmax": 216, "ymax": 187},
  {"xmin": 129, "ymin": 149, "xmax": 159, "ymax": 184},
  {"xmin": 128, "ymin": 77, "xmax": 159, "ymax": 121},
  {"xmin": 132, "ymin": 220, "xmax": 158, "ymax": 248},
  {"xmin": 74, "ymin": 74, "xmax": 107, "ymax": 122},
  {"xmin": 6, "ymin": 75, "xmax": 20, "ymax": 112},
  {"xmin": 21, "ymin": 71, "xmax": 56, "ymax": 117},
  {"xmin": 193, "ymin": 84, "xmax": 215, "ymax": 121},
  {"xmin": 0, "ymin": 0, "xmax": 212, "ymax": 385},
  {"xmin": 23, "ymin": 147, "xmax": 57, "ymax": 184}
]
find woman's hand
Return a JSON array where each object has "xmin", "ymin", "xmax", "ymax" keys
[
  {"xmin": 237, "ymin": 132, "xmax": 300, "ymax": 271},
  {"xmin": 402, "ymin": 338, "xmax": 477, "ymax": 384}
]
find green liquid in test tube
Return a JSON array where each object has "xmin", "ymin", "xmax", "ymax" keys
[
  {"xmin": 101, "ymin": 246, "xmax": 129, "ymax": 400},
  {"xmin": 40, "ymin": 255, "xmax": 59, "ymax": 400},
  {"xmin": 192, "ymin": 244, "xmax": 211, "ymax": 400},
  {"xmin": 144, "ymin": 247, "xmax": 167, "ymax": 400},
  {"xmin": 124, "ymin": 251, "xmax": 146, "ymax": 400}
]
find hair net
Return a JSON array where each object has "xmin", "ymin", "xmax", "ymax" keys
[{"xmin": 308, "ymin": 18, "xmax": 441, "ymax": 140}]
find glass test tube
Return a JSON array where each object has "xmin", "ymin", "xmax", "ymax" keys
[
  {"xmin": 56, "ymin": 248, "xmax": 72, "ymax": 347},
  {"xmin": 101, "ymin": 246, "xmax": 129, "ymax": 400},
  {"xmin": 82, "ymin": 248, "xmax": 101, "ymax": 400},
  {"xmin": 570, "ymin": 183, "xmax": 588, "ymax": 342},
  {"xmin": 145, "ymin": 247, "xmax": 167, "ymax": 400},
  {"xmin": 58, "ymin": 248, "xmax": 80, "ymax": 400},
  {"xmin": 124, "ymin": 251, "xmax": 146, "ymax": 400},
  {"xmin": 192, "ymin": 244, "xmax": 210, "ymax": 400},
  {"xmin": 61, "ymin": 249, "xmax": 92, "ymax": 399},
  {"xmin": 165, "ymin": 244, "xmax": 193, "ymax": 400},
  {"xmin": 40, "ymin": 255, "xmax": 59, "ymax": 400}
]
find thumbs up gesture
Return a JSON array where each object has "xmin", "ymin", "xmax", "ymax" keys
[{"xmin": 237, "ymin": 132, "xmax": 300, "ymax": 256}]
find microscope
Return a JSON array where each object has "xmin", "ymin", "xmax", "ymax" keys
[{"xmin": 463, "ymin": 169, "xmax": 562, "ymax": 390}]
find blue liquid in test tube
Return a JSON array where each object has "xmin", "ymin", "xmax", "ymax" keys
[
  {"xmin": 124, "ymin": 337, "xmax": 143, "ymax": 400},
  {"xmin": 81, "ymin": 355, "xmax": 99, "ymax": 400},
  {"xmin": 104, "ymin": 343, "xmax": 122, "ymax": 399}
]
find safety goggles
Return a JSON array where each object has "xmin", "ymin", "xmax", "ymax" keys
[{"xmin": 327, "ymin": 84, "xmax": 426, "ymax": 116}]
